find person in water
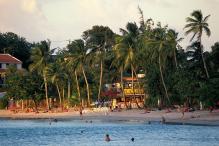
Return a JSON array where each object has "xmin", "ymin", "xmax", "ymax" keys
[
  {"xmin": 131, "ymin": 137, "xmax": 134, "ymax": 142},
  {"xmin": 105, "ymin": 134, "xmax": 111, "ymax": 142}
]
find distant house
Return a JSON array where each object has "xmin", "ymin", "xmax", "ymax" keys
[
  {"xmin": 0, "ymin": 54, "xmax": 22, "ymax": 84},
  {"xmin": 102, "ymin": 75, "xmax": 146, "ymax": 109}
]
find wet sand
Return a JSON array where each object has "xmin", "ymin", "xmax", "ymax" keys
[{"xmin": 0, "ymin": 109, "xmax": 219, "ymax": 126}]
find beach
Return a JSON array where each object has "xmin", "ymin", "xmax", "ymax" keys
[{"xmin": 0, "ymin": 109, "xmax": 219, "ymax": 126}]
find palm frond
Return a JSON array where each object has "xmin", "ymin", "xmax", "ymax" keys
[
  {"xmin": 203, "ymin": 14, "xmax": 210, "ymax": 22},
  {"xmin": 184, "ymin": 23, "xmax": 198, "ymax": 29},
  {"xmin": 185, "ymin": 17, "xmax": 198, "ymax": 23},
  {"xmin": 203, "ymin": 26, "xmax": 211, "ymax": 37}
]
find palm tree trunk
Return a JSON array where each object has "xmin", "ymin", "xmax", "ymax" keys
[
  {"xmin": 43, "ymin": 72, "xmax": 49, "ymax": 110},
  {"xmin": 55, "ymin": 83, "xmax": 62, "ymax": 110},
  {"xmin": 82, "ymin": 65, "xmax": 90, "ymax": 106},
  {"xmin": 67, "ymin": 79, "xmax": 70, "ymax": 104},
  {"xmin": 120, "ymin": 67, "xmax": 127, "ymax": 108},
  {"xmin": 200, "ymin": 38, "xmax": 210, "ymax": 79},
  {"xmin": 98, "ymin": 59, "xmax": 103, "ymax": 101},
  {"xmin": 131, "ymin": 64, "xmax": 141, "ymax": 109},
  {"xmin": 159, "ymin": 55, "xmax": 170, "ymax": 105},
  {"xmin": 62, "ymin": 88, "xmax": 65, "ymax": 108},
  {"xmin": 32, "ymin": 93, "xmax": 39, "ymax": 113},
  {"xmin": 75, "ymin": 70, "xmax": 81, "ymax": 101},
  {"xmin": 21, "ymin": 99, "xmax": 24, "ymax": 111}
]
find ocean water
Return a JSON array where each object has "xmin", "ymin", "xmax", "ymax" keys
[{"xmin": 0, "ymin": 119, "xmax": 219, "ymax": 146}]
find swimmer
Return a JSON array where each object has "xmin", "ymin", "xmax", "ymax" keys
[
  {"xmin": 161, "ymin": 116, "xmax": 166, "ymax": 124},
  {"xmin": 131, "ymin": 137, "xmax": 134, "ymax": 142},
  {"xmin": 105, "ymin": 134, "xmax": 111, "ymax": 142}
]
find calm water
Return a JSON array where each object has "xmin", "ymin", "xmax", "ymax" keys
[{"xmin": 0, "ymin": 119, "xmax": 219, "ymax": 146}]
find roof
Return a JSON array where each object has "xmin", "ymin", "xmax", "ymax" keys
[{"xmin": 0, "ymin": 54, "xmax": 22, "ymax": 64}]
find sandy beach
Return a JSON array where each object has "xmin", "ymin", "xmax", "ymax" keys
[{"xmin": 0, "ymin": 109, "xmax": 219, "ymax": 126}]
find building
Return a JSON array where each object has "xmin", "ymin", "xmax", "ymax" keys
[
  {"xmin": 0, "ymin": 54, "xmax": 22, "ymax": 84},
  {"xmin": 102, "ymin": 75, "xmax": 146, "ymax": 109}
]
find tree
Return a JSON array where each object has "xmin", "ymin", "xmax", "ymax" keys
[
  {"xmin": 29, "ymin": 40, "xmax": 54, "ymax": 110},
  {"xmin": 5, "ymin": 67, "xmax": 27, "ymax": 109},
  {"xmin": 82, "ymin": 26, "xmax": 115, "ymax": 102},
  {"xmin": 49, "ymin": 56, "xmax": 68, "ymax": 110},
  {"xmin": 184, "ymin": 10, "xmax": 211, "ymax": 78},
  {"xmin": 143, "ymin": 24, "xmax": 173, "ymax": 106},
  {"xmin": 5, "ymin": 67, "xmax": 44, "ymax": 112},
  {"xmin": 66, "ymin": 39, "xmax": 91, "ymax": 106},
  {"xmin": 114, "ymin": 22, "xmax": 141, "ymax": 108},
  {"xmin": 208, "ymin": 42, "xmax": 219, "ymax": 77}
]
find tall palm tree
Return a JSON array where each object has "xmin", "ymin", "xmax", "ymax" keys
[
  {"xmin": 184, "ymin": 10, "xmax": 211, "ymax": 78},
  {"xmin": 49, "ymin": 56, "xmax": 68, "ymax": 110},
  {"xmin": 144, "ymin": 26, "xmax": 172, "ymax": 105},
  {"xmin": 29, "ymin": 40, "xmax": 54, "ymax": 110},
  {"xmin": 83, "ymin": 26, "xmax": 115, "ymax": 102},
  {"xmin": 114, "ymin": 22, "xmax": 141, "ymax": 108},
  {"xmin": 113, "ymin": 36, "xmax": 133, "ymax": 108},
  {"xmin": 65, "ymin": 39, "xmax": 91, "ymax": 106}
]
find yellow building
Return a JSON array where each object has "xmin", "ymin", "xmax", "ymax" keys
[{"xmin": 104, "ymin": 76, "xmax": 146, "ymax": 109}]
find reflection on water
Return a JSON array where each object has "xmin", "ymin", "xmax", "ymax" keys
[{"xmin": 0, "ymin": 119, "xmax": 219, "ymax": 146}]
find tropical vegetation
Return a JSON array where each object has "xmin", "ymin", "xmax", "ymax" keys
[{"xmin": 0, "ymin": 9, "xmax": 218, "ymax": 111}]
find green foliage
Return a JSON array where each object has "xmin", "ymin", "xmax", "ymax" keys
[
  {"xmin": 144, "ymin": 95, "xmax": 159, "ymax": 108},
  {"xmin": 69, "ymin": 94, "xmax": 80, "ymax": 106},
  {"xmin": 0, "ymin": 96, "xmax": 8, "ymax": 109},
  {"xmin": 199, "ymin": 78, "xmax": 219, "ymax": 107},
  {"xmin": 5, "ymin": 67, "xmax": 44, "ymax": 104},
  {"xmin": 5, "ymin": 67, "xmax": 28, "ymax": 100}
]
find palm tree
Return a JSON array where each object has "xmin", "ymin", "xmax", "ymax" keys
[
  {"xmin": 49, "ymin": 56, "xmax": 68, "ymax": 110},
  {"xmin": 184, "ymin": 10, "xmax": 211, "ymax": 78},
  {"xmin": 65, "ymin": 39, "xmax": 91, "ymax": 106},
  {"xmin": 144, "ymin": 25, "xmax": 172, "ymax": 105},
  {"xmin": 29, "ymin": 40, "xmax": 54, "ymax": 110},
  {"xmin": 83, "ymin": 26, "xmax": 115, "ymax": 102},
  {"xmin": 114, "ymin": 22, "xmax": 142, "ymax": 108}
]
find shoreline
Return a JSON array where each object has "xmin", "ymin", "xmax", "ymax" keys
[{"xmin": 0, "ymin": 109, "xmax": 219, "ymax": 126}]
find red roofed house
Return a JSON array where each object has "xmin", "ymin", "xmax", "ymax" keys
[{"xmin": 0, "ymin": 54, "xmax": 22, "ymax": 84}]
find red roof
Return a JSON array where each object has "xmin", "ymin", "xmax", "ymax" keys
[{"xmin": 0, "ymin": 54, "xmax": 22, "ymax": 64}]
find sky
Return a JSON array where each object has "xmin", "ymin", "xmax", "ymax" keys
[{"xmin": 0, "ymin": 0, "xmax": 219, "ymax": 51}]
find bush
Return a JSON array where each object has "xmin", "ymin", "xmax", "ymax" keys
[{"xmin": 0, "ymin": 96, "xmax": 8, "ymax": 109}]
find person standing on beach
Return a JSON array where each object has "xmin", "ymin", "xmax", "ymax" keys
[
  {"xmin": 181, "ymin": 106, "xmax": 185, "ymax": 119},
  {"xmin": 79, "ymin": 106, "xmax": 83, "ymax": 120}
]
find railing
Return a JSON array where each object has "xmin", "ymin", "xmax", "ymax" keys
[{"xmin": 124, "ymin": 88, "xmax": 144, "ymax": 95}]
